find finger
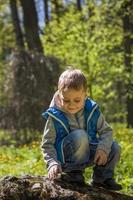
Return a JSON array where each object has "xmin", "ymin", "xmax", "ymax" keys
[
  {"xmin": 58, "ymin": 166, "xmax": 62, "ymax": 173},
  {"xmin": 94, "ymin": 154, "xmax": 99, "ymax": 163},
  {"xmin": 51, "ymin": 172, "xmax": 57, "ymax": 180},
  {"xmin": 48, "ymin": 173, "xmax": 53, "ymax": 180},
  {"xmin": 53, "ymin": 168, "xmax": 59, "ymax": 179},
  {"xmin": 53, "ymin": 167, "xmax": 57, "ymax": 174},
  {"xmin": 48, "ymin": 170, "xmax": 55, "ymax": 180},
  {"xmin": 97, "ymin": 155, "xmax": 105, "ymax": 165},
  {"xmin": 95, "ymin": 158, "xmax": 101, "ymax": 165},
  {"xmin": 102, "ymin": 158, "xmax": 107, "ymax": 165},
  {"xmin": 97, "ymin": 158, "xmax": 103, "ymax": 165},
  {"xmin": 100, "ymin": 156, "xmax": 107, "ymax": 165}
]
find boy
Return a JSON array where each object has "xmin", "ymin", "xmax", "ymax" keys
[{"xmin": 41, "ymin": 67, "xmax": 122, "ymax": 190}]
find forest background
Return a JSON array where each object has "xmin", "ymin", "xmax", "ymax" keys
[{"xmin": 0, "ymin": 0, "xmax": 133, "ymax": 196}]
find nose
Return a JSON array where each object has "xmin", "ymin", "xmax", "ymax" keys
[
  {"xmin": 69, "ymin": 101, "xmax": 73, "ymax": 105},
  {"xmin": 68, "ymin": 100, "xmax": 75, "ymax": 105}
]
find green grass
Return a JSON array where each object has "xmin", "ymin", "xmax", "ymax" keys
[
  {"xmin": 0, "ymin": 141, "xmax": 46, "ymax": 176},
  {"xmin": 0, "ymin": 124, "xmax": 133, "ymax": 195}
]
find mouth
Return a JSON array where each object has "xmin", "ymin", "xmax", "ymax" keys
[
  {"xmin": 68, "ymin": 108, "xmax": 77, "ymax": 113},
  {"xmin": 68, "ymin": 108, "xmax": 76, "ymax": 111}
]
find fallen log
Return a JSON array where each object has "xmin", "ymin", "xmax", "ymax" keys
[{"xmin": 0, "ymin": 175, "xmax": 133, "ymax": 200}]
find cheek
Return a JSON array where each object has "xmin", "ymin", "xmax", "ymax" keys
[
  {"xmin": 78, "ymin": 102, "xmax": 85, "ymax": 110},
  {"xmin": 74, "ymin": 102, "xmax": 84, "ymax": 109},
  {"xmin": 78, "ymin": 99, "xmax": 85, "ymax": 105},
  {"xmin": 79, "ymin": 102, "xmax": 84, "ymax": 108},
  {"xmin": 62, "ymin": 103, "xmax": 68, "ymax": 108}
]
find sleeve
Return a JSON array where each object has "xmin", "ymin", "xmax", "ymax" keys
[
  {"xmin": 41, "ymin": 116, "xmax": 61, "ymax": 171},
  {"xmin": 96, "ymin": 112, "xmax": 113, "ymax": 155}
]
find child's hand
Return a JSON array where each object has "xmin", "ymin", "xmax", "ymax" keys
[
  {"xmin": 94, "ymin": 149, "xmax": 107, "ymax": 166},
  {"xmin": 48, "ymin": 165, "xmax": 62, "ymax": 180}
]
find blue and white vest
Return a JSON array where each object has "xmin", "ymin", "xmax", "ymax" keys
[{"xmin": 42, "ymin": 98, "xmax": 100, "ymax": 164}]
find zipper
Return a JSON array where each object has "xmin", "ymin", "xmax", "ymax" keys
[
  {"xmin": 75, "ymin": 114, "xmax": 80, "ymax": 129},
  {"xmin": 61, "ymin": 138, "xmax": 65, "ymax": 163},
  {"xmin": 87, "ymin": 104, "xmax": 98, "ymax": 132}
]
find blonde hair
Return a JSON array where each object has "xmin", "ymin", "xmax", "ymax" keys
[{"xmin": 58, "ymin": 67, "xmax": 87, "ymax": 91}]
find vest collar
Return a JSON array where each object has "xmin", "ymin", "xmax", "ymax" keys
[{"xmin": 46, "ymin": 111, "xmax": 69, "ymax": 134}]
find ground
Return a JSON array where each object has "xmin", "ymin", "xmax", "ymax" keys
[{"xmin": 0, "ymin": 175, "xmax": 133, "ymax": 200}]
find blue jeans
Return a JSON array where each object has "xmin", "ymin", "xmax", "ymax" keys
[{"xmin": 62, "ymin": 129, "xmax": 121, "ymax": 183}]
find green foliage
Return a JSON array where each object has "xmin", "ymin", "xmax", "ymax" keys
[
  {"xmin": 0, "ymin": 0, "xmax": 15, "ymax": 99},
  {"xmin": 0, "ymin": 125, "xmax": 133, "ymax": 195},
  {"xmin": 0, "ymin": 0, "xmax": 15, "ymax": 57},
  {"xmin": 42, "ymin": 3, "xmax": 126, "ymax": 123},
  {"xmin": 0, "ymin": 0, "xmax": 132, "ymax": 127}
]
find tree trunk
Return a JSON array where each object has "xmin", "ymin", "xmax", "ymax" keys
[
  {"xmin": 20, "ymin": 0, "xmax": 43, "ymax": 53},
  {"xmin": 0, "ymin": 176, "xmax": 133, "ymax": 200},
  {"xmin": 77, "ymin": 0, "xmax": 82, "ymax": 11},
  {"xmin": 9, "ymin": 0, "xmax": 24, "ymax": 49},
  {"xmin": 51, "ymin": 0, "xmax": 64, "ymax": 22},
  {"xmin": 122, "ymin": 0, "xmax": 133, "ymax": 127},
  {"xmin": 9, "ymin": 50, "xmax": 56, "ymax": 132},
  {"xmin": 43, "ymin": 0, "xmax": 49, "ymax": 24},
  {"xmin": 0, "ymin": 0, "xmax": 61, "ymax": 133},
  {"xmin": 53, "ymin": 0, "xmax": 60, "ymax": 15}
]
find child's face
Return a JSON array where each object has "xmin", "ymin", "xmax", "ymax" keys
[{"xmin": 59, "ymin": 87, "xmax": 86, "ymax": 114}]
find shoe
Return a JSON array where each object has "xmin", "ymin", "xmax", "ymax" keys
[
  {"xmin": 61, "ymin": 170, "xmax": 85, "ymax": 185},
  {"xmin": 91, "ymin": 178, "xmax": 122, "ymax": 191}
]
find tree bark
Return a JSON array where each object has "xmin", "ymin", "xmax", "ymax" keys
[
  {"xmin": 52, "ymin": 0, "xmax": 60, "ymax": 15},
  {"xmin": 43, "ymin": 0, "xmax": 49, "ymax": 24},
  {"xmin": 77, "ymin": 0, "xmax": 82, "ymax": 11},
  {"xmin": 0, "ymin": 176, "xmax": 133, "ymax": 200},
  {"xmin": 122, "ymin": 0, "xmax": 133, "ymax": 127},
  {"xmin": 51, "ymin": 0, "xmax": 64, "ymax": 22},
  {"xmin": 20, "ymin": 0, "xmax": 43, "ymax": 53},
  {"xmin": 9, "ymin": 0, "xmax": 25, "ymax": 49},
  {"xmin": 0, "ymin": 0, "xmax": 61, "ymax": 132}
]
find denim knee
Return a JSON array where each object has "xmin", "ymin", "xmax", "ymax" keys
[
  {"xmin": 111, "ymin": 141, "xmax": 121, "ymax": 162},
  {"xmin": 70, "ymin": 129, "xmax": 89, "ymax": 161},
  {"xmin": 71, "ymin": 129, "xmax": 89, "ymax": 148},
  {"xmin": 63, "ymin": 129, "xmax": 89, "ymax": 163}
]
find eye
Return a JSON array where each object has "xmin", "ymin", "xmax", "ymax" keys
[
  {"xmin": 74, "ymin": 100, "xmax": 81, "ymax": 103},
  {"xmin": 63, "ymin": 99, "xmax": 70, "ymax": 103}
]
